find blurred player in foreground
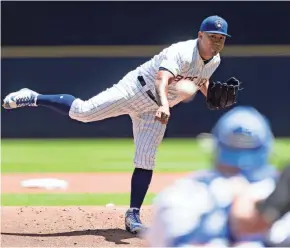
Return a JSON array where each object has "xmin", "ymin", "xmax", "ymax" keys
[
  {"xmin": 231, "ymin": 164, "xmax": 290, "ymax": 246},
  {"xmin": 145, "ymin": 106, "xmax": 290, "ymax": 247}
]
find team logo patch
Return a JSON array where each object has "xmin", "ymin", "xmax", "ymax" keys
[{"xmin": 215, "ymin": 19, "xmax": 223, "ymax": 29}]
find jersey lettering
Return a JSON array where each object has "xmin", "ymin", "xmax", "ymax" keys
[
  {"xmin": 174, "ymin": 75, "xmax": 198, "ymax": 82},
  {"xmin": 174, "ymin": 75, "xmax": 208, "ymax": 88},
  {"xmin": 197, "ymin": 78, "xmax": 208, "ymax": 88}
]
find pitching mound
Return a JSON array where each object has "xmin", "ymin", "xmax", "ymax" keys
[{"xmin": 1, "ymin": 206, "xmax": 152, "ymax": 247}]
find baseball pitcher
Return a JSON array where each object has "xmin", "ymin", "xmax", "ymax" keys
[
  {"xmin": 2, "ymin": 15, "xmax": 242, "ymax": 234},
  {"xmin": 145, "ymin": 106, "xmax": 290, "ymax": 247}
]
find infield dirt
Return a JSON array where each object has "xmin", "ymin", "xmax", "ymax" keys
[{"xmin": 1, "ymin": 172, "xmax": 189, "ymax": 247}]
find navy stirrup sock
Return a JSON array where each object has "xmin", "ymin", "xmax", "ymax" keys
[
  {"xmin": 130, "ymin": 168, "xmax": 153, "ymax": 209},
  {"xmin": 36, "ymin": 94, "xmax": 76, "ymax": 115}
]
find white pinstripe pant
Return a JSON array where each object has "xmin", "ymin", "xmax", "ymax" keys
[{"xmin": 69, "ymin": 71, "xmax": 166, "ymax": 170}]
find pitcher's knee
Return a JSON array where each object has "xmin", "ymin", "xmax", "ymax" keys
[
  {"xmin": 134, "ymin": 154, "xmax": 156, "ymax": 170},
  {"xmin": 69, "ymin": 98, "xmax": 94, "ymax": 123},
  {"xmin": 133, "ymin": 146, "xmax": 158, "ymax": 170},
  {"xmin": 134, "ymin": 162, "xmax": 156, "ymax": 170}
]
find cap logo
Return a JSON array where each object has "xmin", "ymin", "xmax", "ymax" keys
[
  {"xmin": 215, "ymin": 19, "xmax": 223, "ymax": 29},
  {"xmin": 226, "ymin": 127, "xmax": 260, "ymax": 149}
]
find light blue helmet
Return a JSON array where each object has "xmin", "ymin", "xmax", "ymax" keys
[{"xmin": 212, "ymin": 106, "xmax": 275, "ymax": 181}]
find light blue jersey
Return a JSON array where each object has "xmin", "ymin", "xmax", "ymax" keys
[{"xmin": 146, "ymin": 168, "xmax": 280, "ymax": 247}]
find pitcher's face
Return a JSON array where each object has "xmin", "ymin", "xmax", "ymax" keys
[{"xmin": 198, "ymin": 31, "xmax": 226, "ymax": 58}]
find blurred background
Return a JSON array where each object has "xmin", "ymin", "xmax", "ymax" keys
[{"xmin": 1, "ymin": 1, "xmax": 290, "ymax": 175}]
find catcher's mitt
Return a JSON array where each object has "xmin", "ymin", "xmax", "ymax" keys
[{"xmin": 206, "ymin": 77, "xmax": 243, "ymax": 110}]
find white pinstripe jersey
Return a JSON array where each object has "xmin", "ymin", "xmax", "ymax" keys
[
  {"xmin": 138, "ymin": 39, "xmax": 221, "ymax": 107},
  {"xmin": 69, "ymin": 39, "xmax": 221, "ymax": 170}
]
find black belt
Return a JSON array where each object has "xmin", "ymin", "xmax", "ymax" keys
[{"xmin": 138, "ymin": 76, "xmax": 158, "ymax": 105}]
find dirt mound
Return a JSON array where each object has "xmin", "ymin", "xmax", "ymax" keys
[{"xmin": 1, "ymin": 206, "xmax": 153, "ymax": 247}]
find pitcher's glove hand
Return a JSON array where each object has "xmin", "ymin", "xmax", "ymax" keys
[{"xmin": 206, "ymin": 77, "xmax": 243, "ymax": 110}]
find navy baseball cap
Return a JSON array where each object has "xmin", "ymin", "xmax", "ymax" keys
[{"xmin": 200, "ymin": 15, "xmax": 231, "ymax": 37}]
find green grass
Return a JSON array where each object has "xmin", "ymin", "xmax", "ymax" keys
[
  {"xmin": 1, "ymin": 138, "xmax": 290, "ymax": 173},
  {"xmin": 1, "ymin": 193, "xmax": 156, "ymax": 206}
]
